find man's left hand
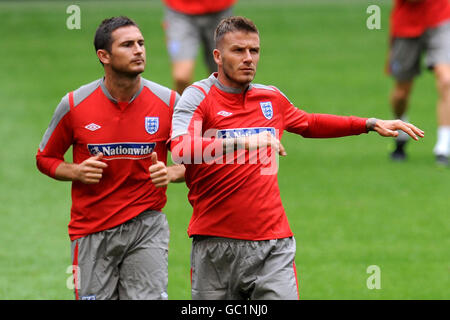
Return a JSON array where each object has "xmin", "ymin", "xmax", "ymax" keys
[
  {"xmin": 367, "ymin": 118, "xmax": 425, "ymax": 141},
  {"xmin": 149, "ymin": 152, "xmax": 170, "ymax": 188}
]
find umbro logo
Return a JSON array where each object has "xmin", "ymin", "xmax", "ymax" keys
[
  {"xmin": 85, "ymin": 123, "xmax": 101, "ymax": 131},
  {"xmin": 217, "ymin": 110, "xmax": 232, "ymax": 117}
]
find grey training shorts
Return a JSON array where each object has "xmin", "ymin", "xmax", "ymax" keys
[
  {"xmin": 190, "ymin": 236, "xmax": 299, "ymax": 300},
  {"xmin": 163, "ymin": 7, "xmax": 233, "ymax": 73},
  {"xmin": 389, "ymin": 21, "xmax": 450, "ymax": 81},
  {"xmin": 70, "ymin": 210, "xmax": 169, "ymax": 300}
]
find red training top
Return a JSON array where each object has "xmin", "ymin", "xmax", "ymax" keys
[
  {"xmin": 171, "ymin": 73, "xmax": 368, "ymax": 241},
  {"xmin": 36, "ymin": 77, "xmax": 178, "ymax": 240},
  {"xmin": 163, "ymin": 0, "xmax": 236, "ymax": 15},
  {"xmin": 391, "ymin": 0, "xmax": 450, "ymax": 37}
]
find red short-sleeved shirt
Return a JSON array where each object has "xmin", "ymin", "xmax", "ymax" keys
[{"xmin": 36, "ymin": 78, "xmax": 178, "ymax": 240}]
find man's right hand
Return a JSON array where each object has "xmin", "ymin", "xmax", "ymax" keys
[
  {"xmin": 74, "ymin": 153, "xmax": 108, "ymax": 184},
  {"xmin": 241, "ymin": 131, "xmax": 287, "ymax": 156}
]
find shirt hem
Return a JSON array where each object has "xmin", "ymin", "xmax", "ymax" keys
[
  {"xmin": 69, "ymin": 207, "xmax": 163, "ymax": 241},
  {"xmin": 187, "ymin": 230, "xmax": 294, "ymax": 241}
]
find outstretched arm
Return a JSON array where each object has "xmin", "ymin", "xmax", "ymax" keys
[{"xmin": 284, "ymin": 102, "xmax": 424, "ymax": 141}]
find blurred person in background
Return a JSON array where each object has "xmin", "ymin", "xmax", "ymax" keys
[
  {"xmin": 387, "ymin": 0, "xmax": 450, "ymax": 166},
  {"xmin": 162, "ymin": 0, "xmax": 236, "ymax": 94}
]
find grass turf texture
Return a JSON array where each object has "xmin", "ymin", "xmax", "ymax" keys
[{"xmin": 0, "ymin": 0, "xmax": 448, "ymax": 299}]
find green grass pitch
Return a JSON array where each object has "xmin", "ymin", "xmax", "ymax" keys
[{"xmin": 0, "ymin": 0, "xmax": 448, "ymax": 299}]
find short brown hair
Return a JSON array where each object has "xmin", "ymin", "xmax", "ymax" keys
[
  {"xmin": 94, "ymin": 16, "xmax": 139, "ymax": 53},
  {"xmin": 214, "ymin": 16, "xmax": 259, "ymax": 48}
]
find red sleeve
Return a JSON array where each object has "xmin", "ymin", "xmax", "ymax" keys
[
  {"xmin": 36, "ymin": 93, "xmax": 74, "ymax": 178},
  {"xmin": 284, "ymin": 101, "xmax": 368, "ymax": 138},
  {"xmin": 170, "ymin": 84, "xmax": 225, "ymax": 163},
  {"xmin": 171, "ymin": 86, "xmax": 229, "ymax": 164},
  {"xmin": 302, "ymin": 113, "xmax": 368, "ymax": 138}
]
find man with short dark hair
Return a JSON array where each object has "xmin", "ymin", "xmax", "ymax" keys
[
  {"xmin": 36, "ymin": 16, "xmax": 185, "ymax": 300},
  {"xmin": 171, "ymin": 16, "xmax": 424, "ymax": 300}
]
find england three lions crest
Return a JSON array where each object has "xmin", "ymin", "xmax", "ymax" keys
[
  {"xmin": 260, "ymin": 101, "xmax": 273, "ymax": 120},
  {"xmin": 145, "ymin": 117, "xmax": 159, "ymax": 134}
]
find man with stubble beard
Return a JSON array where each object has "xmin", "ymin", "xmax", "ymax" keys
[{"xmin": 171, "ymin": 16, "xmax": 424, "ymax": 300}]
